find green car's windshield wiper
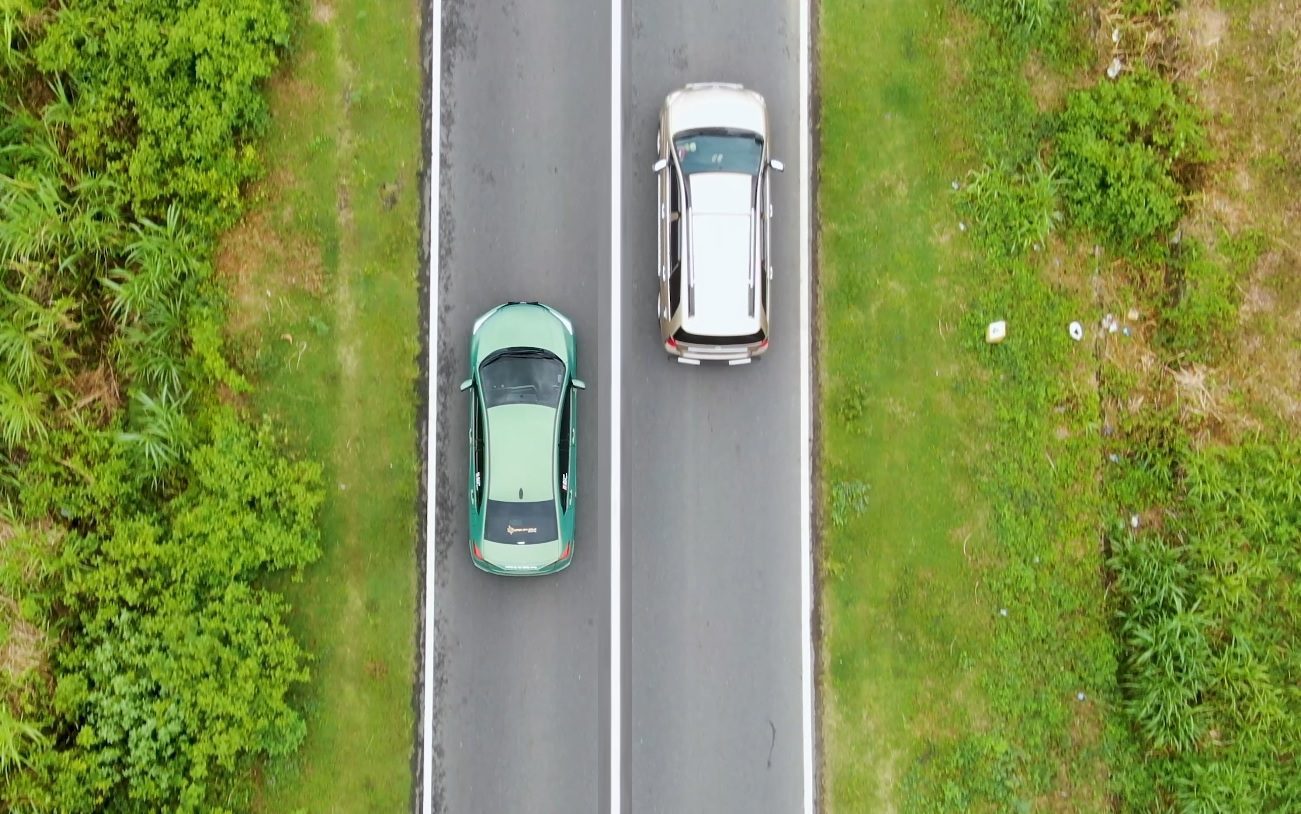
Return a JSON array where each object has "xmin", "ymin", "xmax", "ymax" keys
[
  {"xmin": 480, "ymin": 347, "xmax": 565, "ymax": 408},
  {"xmin": 484, "ymin": 347, "xmax": 558, "ymax": 363}
]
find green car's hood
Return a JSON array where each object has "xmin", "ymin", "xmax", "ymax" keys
[{"xmin": 474, "ymin": 304, "xmax": 570, "ymax": 365}]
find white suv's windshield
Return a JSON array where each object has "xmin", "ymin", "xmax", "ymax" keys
[{"xmin": 674, "ymin": 130, "xmax": 763, "ymax": 175}]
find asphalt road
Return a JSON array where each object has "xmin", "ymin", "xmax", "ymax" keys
[
  {"xmin": 430, "ymin": 1, "xmax": 611, "ymax": 812},
  {"xmin": 622, "ymin": 2, "xmax": 806, "ymax": 812},
  {"xmin": 427, "ymin": 0, "xmax": 805, "ymax": 811}
]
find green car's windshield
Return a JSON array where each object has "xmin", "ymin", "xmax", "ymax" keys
[
  {"xmin": 673, "ymin": 129, "xmax": 764, "ymax": 175},
  {"xmin": 479, "ymin": 348, "xmax": 565, "ymax": 408}
]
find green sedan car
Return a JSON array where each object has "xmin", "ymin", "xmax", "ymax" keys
[{"xmin": 460, "ymin": 302, "xmax": 585, "ymax": 575}]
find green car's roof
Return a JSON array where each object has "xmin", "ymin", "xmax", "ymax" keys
[{"xmin": 486, "ymin": 404, "xmax": 556, "ymax": 503}]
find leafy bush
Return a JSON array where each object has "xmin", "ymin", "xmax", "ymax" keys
[
  {"xmin": 1158, "ymin": 232, "xmax": 1264, "ymax": 364},
  {"xmin": 34, "ymin": 0, "xmax": 293, "ymax": 236},
  {"xmin": 828, "ymin": 480, "xmax": 870, "ymax": 529},
  {"xmin": 957, "ymin": 158, "xmax": 1062, "ymax": 258},
  {"xmin": 1, "ymin": 3, "xmax": 319, "ymax": 807},
  {"xmin": 4, "ymin": 411, "xmax": 323, "ymax": 812},
  {"xmin": 1055, "ymin": 70, "xmax": 1210, "ymax": 249},
  {"xmin": 957, "ymin": 0, "xmax": 1088, "ymax": 66},
  {"xmin": 1159, "ymin": 240, "xmax": 1237, "ymax": 362},
  {"xmin": 1109, "ymin": 441, "xmax": 1301, "ymax": 810}
]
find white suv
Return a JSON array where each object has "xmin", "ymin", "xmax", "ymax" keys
[{"xmin": 653, "ymin": 83, "xmax": 783, "ymax": 365}]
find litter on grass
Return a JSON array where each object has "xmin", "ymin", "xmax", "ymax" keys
[{"xmin": 986, "ymin": 320, "xmax": 1007, "ymax": 344}]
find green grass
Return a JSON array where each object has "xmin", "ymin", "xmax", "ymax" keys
[
  {"xmin": 819, "ymin": 1, "xmax": 996, "ymax": 808},
  {"xmin": 216, "ymin": 1, "xmax": 423, "ymax": 809},
  {"xmin": 819, "ymin": 3, "xmax": 1117, "ymax": 811}
]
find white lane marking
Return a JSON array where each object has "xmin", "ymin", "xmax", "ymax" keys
[
  {"xmin": 798, "ymin": 0, "xmax": 814, "ymax": 809},
  {"xmin": 422, "ymin": 0, "xmax": 441, "ymax": 809},
  {"xmin": 608, "ymin": 0, "xmax": 624, "ymax": 809}
]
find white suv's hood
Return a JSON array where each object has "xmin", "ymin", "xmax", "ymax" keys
[{"xmin": 667, "ymin": 85, "xmax": 767, "ymax": 138}]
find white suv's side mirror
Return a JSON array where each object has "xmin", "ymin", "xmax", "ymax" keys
[
  {"xmin": 572, "ymin": 379, "xmax": 587, "ymax": 391},
  {"xmin": 652, "ymin": 158, "xmax": 669, "ymax": 173},
  {"xmin": 769, "ymin": 158, "xmax": 785, "ymax": 172},
  {"xmin": 459, "ymin": 378, "xmax": 473, "ymax": 391}
]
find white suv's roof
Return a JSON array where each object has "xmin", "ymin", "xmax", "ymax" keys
[
  {"xmin": 666, "ymin": 83, "xmax": 767, "ymax": 138},
  {"xmin": 683, "ymin": 173, "xmax": 759, "ymax": 338}
]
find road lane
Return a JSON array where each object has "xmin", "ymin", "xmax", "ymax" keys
[
  {"xmin": 429, "ymin": 1, "xmax": 610, "ymax": 812},
  {"xmin": 623, "ymin": 2, "xmax": 807, "ymax": 812}
]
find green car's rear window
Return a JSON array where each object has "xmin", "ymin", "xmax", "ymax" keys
[{"xmin": 484, "ymin": 499, "xmax": 558, "ymax": 545}]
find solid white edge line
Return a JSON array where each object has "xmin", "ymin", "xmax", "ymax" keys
[
  {"xmin": 609, "ymin": 0, "xmax": 623, "ymax": 810},
  {"xmin": 422, "ymin": 0, "xmax": 441, "ymax": 809},
  {"xmin": 799, "ymin": 0, "xmax": 814, "ymax": 810}
]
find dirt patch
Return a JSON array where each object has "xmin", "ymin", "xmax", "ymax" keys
[
  {"xmin": 1236, "ymin": 249, "xmax": 1301, "ymax": 428},
  {"xmin": 311, "ymin": 0, "xmax": 335, "ymax": 26},
  {"xmin": 0, "ymin": 522, "xmax": 60, "ymax": 692},
  {"xmin": 267, "ymin": 68, "xmax": 322, "ymax": 113},
  {"xmin": 69, "ymin": 363, "xmax": 122, "ymax": 418},
  {"xmin": 215, "ymin": 198, "xmax": 326, "ymax": 338},
  {"xmin": 1024, "ymin": 52, "xmax": 1070, "ymax": 112},
  {"xmin": 0, "ymin": 596, "xmax": 46, "ymax": 684},
  {"xmin": 1175, "ymin": 1, "xmax": 1228, "ymax": 75},
  {"xmin": 1166, "ymin": 0, "xmax": 1301, "ymax": 435}
]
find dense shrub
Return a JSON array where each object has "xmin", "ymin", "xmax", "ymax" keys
[
  {"xmin": 1055, "ymin": 70, "xmax": 1209, "ymax": 249},
  {"xmin": 1, "ymin": 1, "xmax": 316, "ymax": 811},
  {"xmin": 1109, "ymin": 442, "xmax": 1301, "ymax": 811},
  {"xmin": 3, "ymin": 412, "xmax": 322, "ymax": 812},
  {"xmin": 957, "ymin": 158, "xmax": 1062, "ymax": 258},
  {"xmin": 957, "ymin": 0, "xmax": 1089, "ymax": 66},
  {"xmin": 1158, "ymin": 232, "xmax": 1263, "ymax": 364},
  {"xmin": 34, "ymin": 0, "xmax": 293, "ymax": 236},
  {"xmin": 1159, "ymin": 240, "xmax": 1237, "ymax": 362}
]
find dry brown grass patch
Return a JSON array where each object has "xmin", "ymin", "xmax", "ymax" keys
[
  {"xmin": 1166, "ymin": 0, "xmax": 1301, "ymax": 434},
  {"xmin": 1, "ymin": 596, "xmax": 46, "ymax": 685},
  {"xmin": 69, "ymin": 363, "xmax": 122, "ymax": 419},
  {"xmin": 215, "ymin": 194, "xmax": 327, "ymax": 340},
  {"xmin": 0, "ymin": 521, "xmax": 60, "ymax": 694}
]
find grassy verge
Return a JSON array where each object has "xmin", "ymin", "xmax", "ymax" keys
[
  {"xmin": 819, "ymin": 2, "xmax": 1116, "ymax": 810},
  {"xmin": 1093, "ymin": 2, "xmax": 1301, "ymax": 807},
  {"xmin": 821, "ymin": 0, "xmax": 1300, "ymax": 811},
  {"xmin": 820, "ymin": 0, "xmax": 1006, "ymax": 807},
  {"xmin": 216, "ymin": 0, "xmax": 423, "ymax": 809}
]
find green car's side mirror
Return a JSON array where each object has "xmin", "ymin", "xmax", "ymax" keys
[
  {"xmin": 572, "ymin": 379, "xmax": 587, "ymax": 391},
  {"xmin": 459, "ymin": 378, "xmax": 473, "ymax": 391}
]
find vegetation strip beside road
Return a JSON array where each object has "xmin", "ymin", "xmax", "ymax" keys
[
  {"xmin": 217, "ymin": 0, "xmax": 424, "ymax": 810},
  {"xmin": 2, "ymin": 1, "xmax": 328, "ymax": 811},
  {"xmin": 820, "ymin": 0, "xmax": 1300, "ymax": 811},
  {"xmin": 817, "ymin": 1, "xmax": 1061, "ymax": 809}
]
